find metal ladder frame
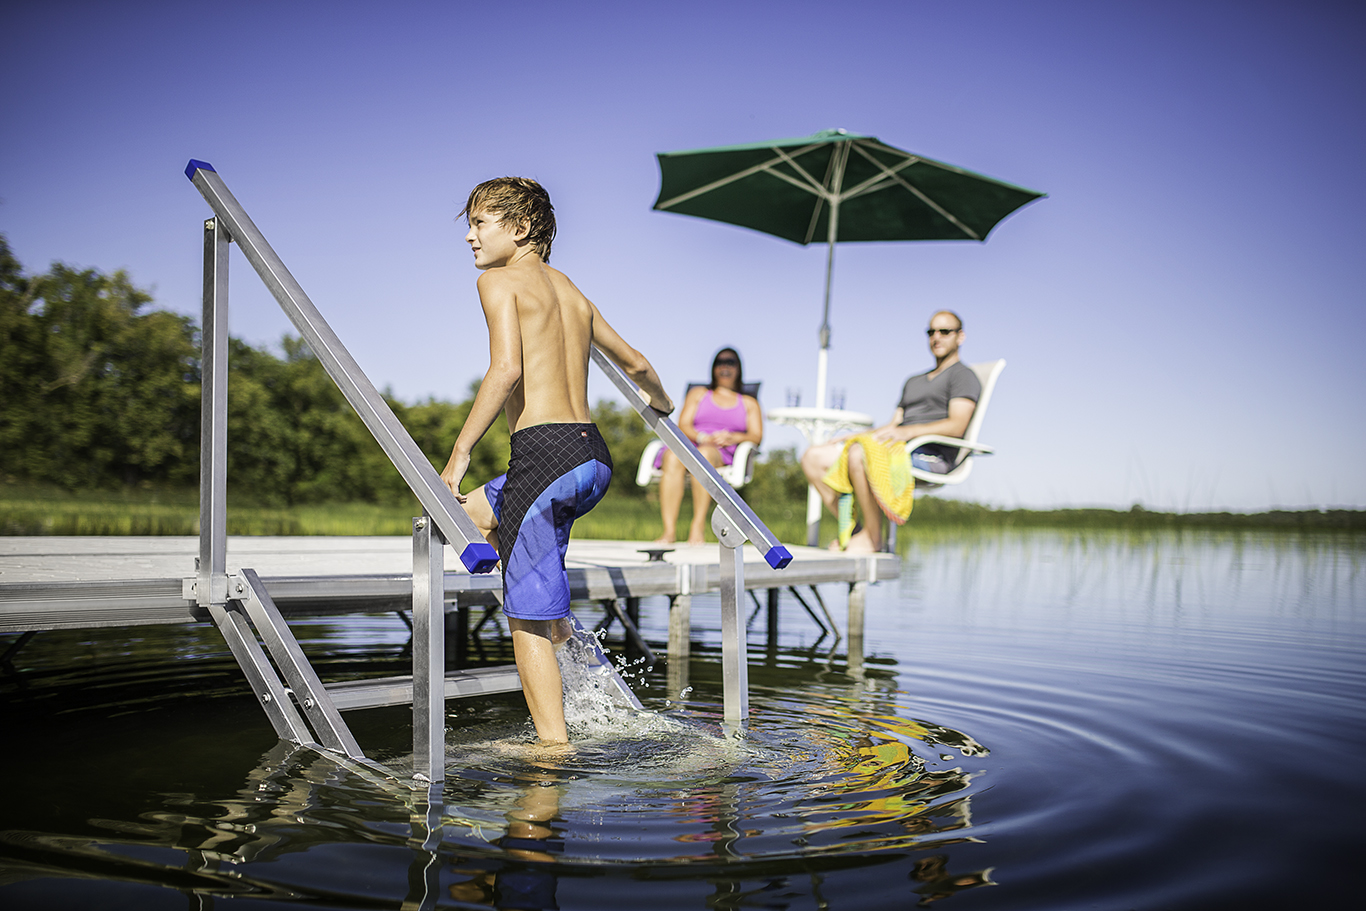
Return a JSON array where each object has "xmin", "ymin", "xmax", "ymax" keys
[{"xmin": 184, "ymin": 160, "xmax": 789, "ymax": 782}]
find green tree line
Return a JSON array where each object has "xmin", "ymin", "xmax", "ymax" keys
[{"xmin": 0, "ymin": 234, "xmax": 809, "ymax": 511}]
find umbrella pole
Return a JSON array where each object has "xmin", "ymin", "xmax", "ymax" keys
[
  {"xmin": 815, "ymin": 241, "xmax": 833, "ymax": 411},
  {"xmin": 808, "ymin": 184, "xmax": 842, "ymax": 548},
  {"xmin": 815, "ymin": 186, "xmax": 841, "ymax": 412},
  {"xmin": 807, "ymin": 238, "xmax": 836, "ymax": 547}
]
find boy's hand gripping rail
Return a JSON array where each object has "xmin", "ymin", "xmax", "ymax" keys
[
  {"xmin": 185, "ymin": 160, "xmax": 496, "ymax": 573},
  {"xmin": 589, "ymin": 347, "xmax": 792, "ymax": 570}
]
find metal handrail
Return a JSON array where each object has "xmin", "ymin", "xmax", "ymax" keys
[
  {"xmin": 185, "ymin": 160, "xmax": 497, "ymax": 574},
  {"xmin": 589, "ymin": 347, "xmax": 792, "ymax": 570}
]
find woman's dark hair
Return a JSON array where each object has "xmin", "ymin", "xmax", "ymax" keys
[{"xmin": 709, "ymin": 347, "xmax": 744, "ymax": 392}]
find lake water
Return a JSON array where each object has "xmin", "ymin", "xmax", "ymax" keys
[{"xmin": 2, "ymin": 529, "xmax": 1362, "ymax": 909}]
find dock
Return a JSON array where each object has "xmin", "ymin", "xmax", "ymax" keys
[
  {"xmin": 2, "ymin": 535, "xmax": 896, "ymax": 742},
  {"xmin": 0, "ymin": 535, "xmax": 897, "ymax": 637},
  {"xmin": 0, "ymin": 162, "xmax": 898, "ymax": 780}
]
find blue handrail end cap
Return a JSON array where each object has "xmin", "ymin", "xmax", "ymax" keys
[
  {"xmin": 185, "ymin": 159, "xmax": 216, "ymax": 180},
  {"xmin": 765, "ymin": 545, "xmax": 793, "ymax": 570},
  {"xmin": 460, "ymin": 541, "xmax": 500, "ymax": 574}
]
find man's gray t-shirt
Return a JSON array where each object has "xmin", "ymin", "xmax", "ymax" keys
[{"xmin": 897, "ymin": 361, "xmax": 981, "ymax": 426}]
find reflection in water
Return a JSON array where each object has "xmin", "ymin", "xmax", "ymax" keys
[
  {"xmin": 1, "ymin": 529, "xmax": 1361, "ymax": 908},
  {"xmin": 447, "ymin": 774, "xmax": 565, "ymax": 910}
]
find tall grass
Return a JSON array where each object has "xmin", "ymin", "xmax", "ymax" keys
[
  {"xmin": 0, "ymin": 481, "xmax": 823, "ymax": 541},
  {"xmin": 0, "ymin": 482, "xmax": 419, "ymax": 536},
  {"xmin": 3, "ymin": 479, "xmax": 1360, "ymax": 539}
]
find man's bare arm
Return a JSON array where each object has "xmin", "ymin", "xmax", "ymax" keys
[
  {"xmin": 869, "ymin": 398, "xmax": 975, "ymax": 444},
  {"xmin": 589, "ymin": 304, "xmax": 673, "ymax": 414},
  {"xmin": 440, "ymin": 273, "xmax": 523, "ymax": 495}
]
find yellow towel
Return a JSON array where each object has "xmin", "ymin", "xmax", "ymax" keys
[{"xmin": 822, "ymin": 435, "xmax": 915, "ymax": 547}]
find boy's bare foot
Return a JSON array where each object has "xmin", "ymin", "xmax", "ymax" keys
[
  {"xmin": 687, "ymin": 529, "xmax": 707, "ymax": 546},
  {"xmin": 653, "ymin": 533, "xmax": 676, "ymax": 544},
  {"xmin": 527, "ymin": 739, "xmax": 576, "ymax": 762}
]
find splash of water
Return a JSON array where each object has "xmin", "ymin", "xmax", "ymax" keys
[{"xmin": 555, "ymin": 625, "xmax": 647, "ymax": 738}]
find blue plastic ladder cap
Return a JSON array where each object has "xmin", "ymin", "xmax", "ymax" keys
[
  {"xmin": 460, "ymin": 541, "xmax": 500, "ymax": 574},
  {"xmin": 765, "ymin": 545, "xmax": 793, "ymax": 570},
  {"xmin": 185, "ymin": 159, "xmax": 216, "ymax": 180}
]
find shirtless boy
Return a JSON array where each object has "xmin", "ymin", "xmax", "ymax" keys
[{"xmin": 439, "ymin": 177, "xmax": 673, "ymax": 744}]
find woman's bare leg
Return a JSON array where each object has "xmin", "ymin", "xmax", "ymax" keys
[
  {"xmin": 687, "ymin": 444, "xmax": 727, "ymax": 545},
  {"xmin": 656, "ymin": 450, "xmax": 686, "ymax": 543}
]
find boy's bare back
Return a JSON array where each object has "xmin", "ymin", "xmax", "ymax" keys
[
  {"xmin": 441, "ymin": 183, "xmax": 671, "ymax": 500},
  {"xmin": 474, "ymin": 258, "xmax": 595, "ymax": 433}
]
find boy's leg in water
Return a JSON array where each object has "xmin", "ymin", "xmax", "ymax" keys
[
  {"xmin": 509, "ymin": 617, "xmax": 568, "ymax": 743},
  {"xmin": 498, "ymin": 424, "xmax": 614, "ymax": 743}
]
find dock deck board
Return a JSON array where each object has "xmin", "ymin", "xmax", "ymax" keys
[{"xmin": 0, "ymin": 536, "xmax": 897, "ymax": 632}]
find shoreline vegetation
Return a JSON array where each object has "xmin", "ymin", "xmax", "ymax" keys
[
  {"xmin": 3, "ymin": 478, "xmax": 1361, "ymax": 541},
  {"xmin": 3, "ymin": 236, "xmax": 1362, "ymax": 543}
]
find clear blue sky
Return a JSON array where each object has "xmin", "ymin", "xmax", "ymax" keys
[{"xmin": 3, "ymin": 0, "xmax": 1362, "ymax": 511}]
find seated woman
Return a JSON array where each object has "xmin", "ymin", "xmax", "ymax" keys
[{"xmin": 655, "ymin": 348, "xmax": 763, "ymax": 545}]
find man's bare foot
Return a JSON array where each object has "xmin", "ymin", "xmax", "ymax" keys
[
  {"xmin": 687, "ymin": 528, "xmax": 707, "ymax": 546},
  {"xmin": 653, "ymin": 533, "xmax": 676, "ymax": 544},
  {"xmin": 842, "ymin": 529, "xmax": 881, "ymax": 554}
]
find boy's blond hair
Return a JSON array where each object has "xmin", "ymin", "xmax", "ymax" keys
[{"xmin": 461, "ymin": 177, "xmax": 557, "ymax": 262}]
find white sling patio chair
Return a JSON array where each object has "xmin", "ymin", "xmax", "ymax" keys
[
  {"xmin": 636, "ymin": 382, "xmax": 761, "ymax": 489},
  {"xmin": 904, "ymin": 359, "xmax": 1006, "ymax": 493}
]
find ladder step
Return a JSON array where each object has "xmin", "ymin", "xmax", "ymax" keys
[{"xmin": 324, "ymin": 664, "xmax": 522, "ymax": 711}]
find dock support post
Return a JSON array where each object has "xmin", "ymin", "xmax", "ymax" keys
[
  {"xmin": 625, "ymin": 595, "xmax": 642, "ymax": 658},
  {"xmin": 412, "ymin": 516, "xmax": 446, "ymax": 783},
  {"xmin": 667, "ymin": 593, "xmax": 691, "ymax": 697},
  {"xmin": 806, "ymin": 487, "xmax": 822, "ymax": 547},
  {"xmin": 713, "ymin": 510, "xmax": 749, "ymax": 723},
  {"xmin": 766, "ymin": 588, "xmax": 780, "ymax": 647},
  {"xmin": 448, "ymin": 608, "xmax": 468, "ymax": 667},
  {"xmin": 198, "ymin": 216, "xmax": 230, "ymax": 608},
  {"xmin": 848, "ymin": 580, "xmax": 867, "ymax": 679}
]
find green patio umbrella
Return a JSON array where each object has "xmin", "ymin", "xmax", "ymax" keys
[{"xmin": 652, "ymin": 128, "xmax": 1045, "ymax": 409}]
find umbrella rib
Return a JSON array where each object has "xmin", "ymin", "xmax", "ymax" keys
[
  {"xmin": 797, "ymin": 142, "xmax": 841, "ymax": 244},
  {"xmin": 803, "ymin": 196, "xmax": 825, "ymax": 246},
  {"xmin": 773, "ymin": 148, "xmax": 834, "ymax": 198},
  {"xmin": 845, "ymin": 143, "xmax": 981, "ymax": 239},
  {"xmin": 655, "ymin": 142, "xmax": 826, "ymax": 209},
  {"xmin": 836, "ymin": 148, "xmax": 921, "ymax": 201},
  {"xmin": 765, "ymin": 165, "xmax": 829, "ymax": 197},
  {"xmin": 890, "ymin": 174, "xmax": 982, "ymax": 240}
]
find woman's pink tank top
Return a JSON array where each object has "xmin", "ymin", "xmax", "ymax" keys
[{"xmin": 693, "ymin": 390, "xmax": 748, "ymax": 465}]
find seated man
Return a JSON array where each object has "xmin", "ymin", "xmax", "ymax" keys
[{"xmin": 800, "ymin": 310, "xmax": 980, "ymax": 553}]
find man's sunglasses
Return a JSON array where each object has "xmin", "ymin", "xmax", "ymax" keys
[
  {"xmin": 926, "ymin": 328, "xmax": 961, "ymax": 337},
  {"xmin": 715, "ymin": 357, "xmax": 740, "ymax": 366}
]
